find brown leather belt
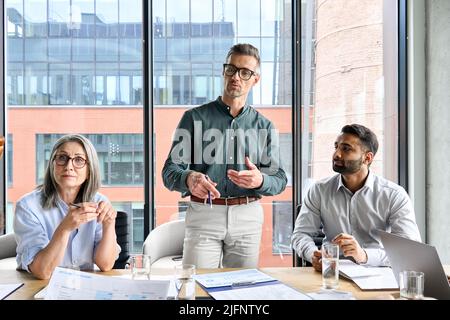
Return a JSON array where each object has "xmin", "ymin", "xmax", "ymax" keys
[{"xmin": 190, "ymin": 195, "xmax": 260, "ymax": 206}]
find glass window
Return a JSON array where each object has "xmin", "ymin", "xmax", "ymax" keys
[
  {"xmin": 7, "ymin": 63, "xmax": 24, "ymax": 105},
  {"xmin": 6, "ymin": 0, "xmax": 144, "ymax": 254},
  {"xmin": 48, "ymin": 0, "xmax": 70, "ymax": 37},
  {"xmin": 36, "ymin": 133, "xmax": 144, "ymax": 186},
  {"xmin": 300, "ymin": 0, "xmax": 398, "ymax": 193},
  {"xmin": 7, "ymin": 135, "xmax": 13, "ymax": 186},
  {"xmin": 272, "ymin": 201, "xmax": 292, "ymax": 254},
  {"xmin": 71, "ymin": 63, "xmax": 95, "ymax": 105},
  {"xmin": 49, "ymin": 63, "xmax": 71, "ymax": 104},
  {"xmin": 153, "ymin": 0, "xmax": 293, "ymax": 268},
  {"xmin": 95, "ymin": 0, "xmax": 118, "ymax": 38},
  {"xmin": 119, "ymin": 0, "xmax": 141, "ymax": 38},
  {"xmin": 237, "ymin": 0, "xmax": 260, "ymax": 37},
  {"xmin": 72, "ymin": 38, "xmax": 95, "ymax": 61},
  {"xmin": 71, "ymin": 0, "xmax": 95, "ymax": 38},
  {"xmin": 24, "ymin": 0, "xmax": 47, "ymax": 37},
  {"xmin": 48, "ymin": 39, "xmax": 71, "ymax": 62},
  {"xmin": 24, "ymin": 63, "xmax": 48, "ymax": 105},
  {"xmin": 24, "ymin": 38, "xmax": 47, "ymax": 61}
]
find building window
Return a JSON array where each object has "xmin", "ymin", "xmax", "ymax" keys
[
  {"xmin": 7, "ymin": 134, "xmax": 13, "ymax": 186},
  {"xmin": 36, "ymin": 133, "xmax": 144, "ymax": 186},
  {"xmin": 272, "ymin": 201, "xmax": 293, "ymax": 254},
  {"xmin": 280, "ymin": 133, "xmax": 292, "ymax": 186}
]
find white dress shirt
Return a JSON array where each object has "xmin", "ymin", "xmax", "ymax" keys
[
  {"xmin": 291, "ymin": 171, "xmax": 421, "ymax": 266},
  {"xmin": 13, "ymin": 189, "xmax": 119, "ymax": 272}
]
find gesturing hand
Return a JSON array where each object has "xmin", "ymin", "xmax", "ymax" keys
[
  {"xmin": 186, "ymin": 172, "xmax": 220, "ymax": 199},
  {"xmin": 227, "ymin": 157, "xmax": 263, "ymax": 189}
]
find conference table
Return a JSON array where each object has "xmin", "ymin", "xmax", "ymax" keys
[{"xmin": 2, "ymin": 267, "xmax": 403, "ymax": 300}]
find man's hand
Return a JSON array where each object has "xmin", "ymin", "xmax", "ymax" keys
[
  {"xmin": 312, "ymin": 250, "xmax": 322, "ymax": 272},
  {"xmin": 227, "ymin": 157, "xmax": 263, "ymax": 189},
  {"xmin": 332, "ymin": 233, "xmax": 368, "ymax": 264},
  {"xmin": 96, "ymin": 201, "xmax": 117, "ymax": 226},
  {"xmin": 186, "ymin": 172, "xmax": 220, "ymax": 199}
]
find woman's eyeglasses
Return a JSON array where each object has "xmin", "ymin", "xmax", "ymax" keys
[
  {"xmin": 54, "ymin": 154, "xmax": 88, "ymax": 169},
  {"xmin": 223, "ymin": 63, "xmax": 257, "ymax": 81}
]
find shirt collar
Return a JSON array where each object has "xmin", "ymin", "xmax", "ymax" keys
[
  {"xmin": 336, "ymin": 170, "xmax": 374, "ymax": 193},
  {"xmin": 216, "ymin": 96, "xmax": 249, "ymax": 118}
]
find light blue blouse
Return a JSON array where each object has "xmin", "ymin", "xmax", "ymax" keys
[{"xmin": 13, "ymin": 189, "xmax": 115, "ymax": 272}]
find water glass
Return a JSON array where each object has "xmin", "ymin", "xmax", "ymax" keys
[
  {"xmin": 129, "ymin": 254, "xmax": 151, "ymax": 280},
  {"xmin": 322, "ymin": 243, "xmax": 339, "ymax": 289},
  {"xmin": 399, "ymin": 270, "xmax": 424, "ymax": 299},
  {"xmin": 174, "ymin": 264, "xmax": 196, "ymax": 300}
]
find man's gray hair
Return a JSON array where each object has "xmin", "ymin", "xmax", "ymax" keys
[
  {"xmin": 225, "ymin": 43, "xmax": 261, "ymax": 68},
  {"xmin": 40, "ymin": 134, "xmax": 101, "ymax": 209}
]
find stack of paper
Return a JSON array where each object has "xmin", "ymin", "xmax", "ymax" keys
[
  {"xmin": 339, "ymin": 260, "xmax": 398, "ymax": 290},
  {"xmin": 194, "ymin": 269, "xmax": 312, "ymax": 300},
  {"xmin": 45, "ymin": 267, "xmax": 170, "ymax": 300},
  {"xmin": 0, "ymin": 283, "xmax": 23, "ymax": 300}
]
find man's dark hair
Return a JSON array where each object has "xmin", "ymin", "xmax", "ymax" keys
[
  {"xmin": 341, "ymin": 124, "xmax": 379, "ymax": 155},
  {"xmin": 225, "ymin": 43, "xmax": 260, "ymax": 68}
]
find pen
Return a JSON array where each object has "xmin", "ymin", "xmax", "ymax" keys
[
  {"xmin": 231, "ymin": 281, "xmax": 256, "ymax": 287},
  {"xmin": 205, "ymin": 175, "xmax": 213, "ymax": 208}
]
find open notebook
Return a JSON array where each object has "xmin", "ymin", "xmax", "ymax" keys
[{"xmin": 339, "ymin": 260, "xmax": 398, "ymax": 290}]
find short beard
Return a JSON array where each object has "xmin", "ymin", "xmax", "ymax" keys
[{"xmin": 333, "ymin": 157, "xmax": 364, "ymax": 175}]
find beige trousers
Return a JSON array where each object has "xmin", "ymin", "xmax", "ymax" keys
[{"xmin": 182, "ymin": 200, "xmax": 264, "ymax": 268}]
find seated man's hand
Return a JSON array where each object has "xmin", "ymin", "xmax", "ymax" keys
[
  {"xmin": 311, "ymin": 250, "xmax": 322, "ymax": 272},
  {"xmin": 332, "ymin": 233, "xmax": 367, "ymax": 264}
]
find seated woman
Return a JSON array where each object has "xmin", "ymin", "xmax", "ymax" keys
[{"xmin": 14, "ymin": 134, "xmax": 120, "ymax": 279}]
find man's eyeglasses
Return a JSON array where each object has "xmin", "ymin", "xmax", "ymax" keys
[
  {"xmin": 54, "ymin": 154, "xmax": 88, "ymax": 169},
  {"xmin": 223, "ymin": 64, "xmax": 257, "ymax": 81}
]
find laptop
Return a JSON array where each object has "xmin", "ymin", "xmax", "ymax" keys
[{"xmin": 378, "ymin": 230, "xmax": 450, "ymax": 300}]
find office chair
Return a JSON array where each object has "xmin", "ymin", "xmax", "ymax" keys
[
  {"xmin": 143, "ymin": 219, "xmax": 185, "ymax": 268},
  {"xmin": 294, "ymin": 204, "xmax": 325, "ymax": 267},
  {"xmin": 113, "ymin": 211, "xmax": 130, "ymax": 269},
  {"xmin": 0, "ymin": 233, "xmax": 18, "ymax": 270}
]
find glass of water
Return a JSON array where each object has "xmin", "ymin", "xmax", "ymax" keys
[
  {"xmin": 129, "ymin": 254, "xmax": 151, "ymax": 280},
  {"xmin": 174, "ymin": 264, "xmax": 196, "ymax": 300},
  {"xmin": 399, "ymin": 270, "xmax": 424, "ymax": 299},
  {"xmin": 322, "ymin": 243, "xmax": 339, "ymax": 289}
]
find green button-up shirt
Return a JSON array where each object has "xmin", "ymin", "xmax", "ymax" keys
[{"xmin": 162, "ymin": 96, "xmax": 287, "ymax": 198}]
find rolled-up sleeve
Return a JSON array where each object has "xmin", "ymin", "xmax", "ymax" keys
[{"xmin": 13, "ymin": 201, "xmax": 49, "ymax": 272}]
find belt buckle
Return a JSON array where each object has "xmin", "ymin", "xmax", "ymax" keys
[
  {"xmin": 225, "ymin": 198, "xmax": 228, "ymax": 206},
  {"xmin": 246, "ymin": 196, "xmax": 249, "ymax": 205}
]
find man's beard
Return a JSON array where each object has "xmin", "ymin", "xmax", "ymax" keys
[{"xmin": 332, "ymin": 157, "xmax": 364, "ymax": 174}]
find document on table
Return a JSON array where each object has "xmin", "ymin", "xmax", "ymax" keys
[
  {"xmin": 114, "ymin": 274, "xmax": 177, "ymax": 299},
  {"xmin": 209, "ymin": 282, "xmax": 312, "ymax": 300},
  {"xmin": 194, "ymin": 269, "xmax": 276, "ymax": 289},
  {"xmin": 339, "ymin": 260, "xmax": 398, "ymax": 290},
  {"xmin": 0, "ymin": 283, "xmax": 23, "ymax": 300},
  {"xmin": 45, "ymin": 267, "xmax": 170, "ymax": 300}
]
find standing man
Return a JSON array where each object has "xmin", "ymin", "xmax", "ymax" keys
[
  {"xmin": 291, "ymin": 124, "xmax": 421, "ymax": 271},
  {"xmin": 162, "ymin": 43, "xmax": 287, "ymax": 268}
]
